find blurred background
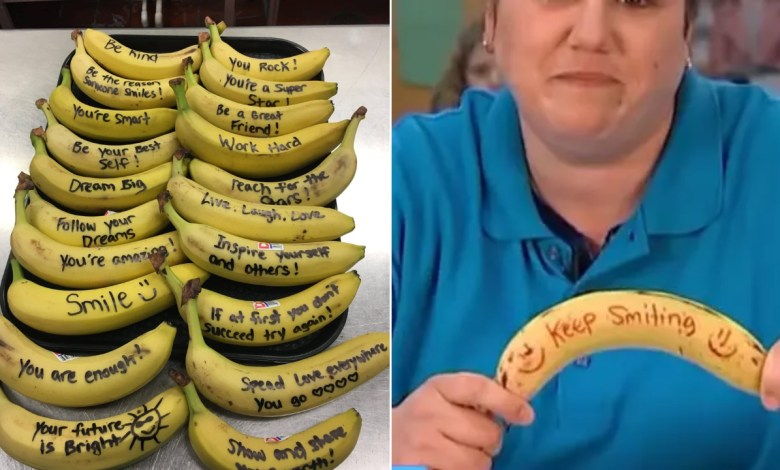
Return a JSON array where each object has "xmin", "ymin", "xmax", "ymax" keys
[
  {"xmin": 0, "ymin": 0, "xmax": 389, "ymax": 29},
  {"xmin": 393, "ymin": 0, "xmax": 780, "ymax": 123}
]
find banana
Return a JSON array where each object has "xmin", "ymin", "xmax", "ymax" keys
[
  {"xmin": 0, "ymin": 317, "xmax": 175, "ymax": 407},
  {"xmin": 83, "ymin": 28, "xmax": 202, "ymax": 80},
  {"xmin": 205, "ymin": 17, "xmax": 330, "ymax": 82},
  {"xmin": 26, "ymin": 190, "xmax": 169, "ymax": 248},
  {"xmin": 168, "ymin": 151, "xmax": 355, "ymax": 242},
  {"xmin": 158, "ymin": 190, "xmax": 365, "ymax": 286},
  {"xmin": 28, "ymin": 128, "xmax": 177, "ymax": 214},
  {"xmin": 12, "ymin": 180, "xmax": 186, "ymax": 289},
  {"xmin": 189, "ymin": 106, "xmax": 365, "ymax": 206},
  {"xmin": 170, "ymin": 369, "xmax": 361, "ymax": 470},
  {"xmin": 37, "ymin": 98, "xmax": 181, "ymax": 178},
  {"xmin": 8, "ymin": 254, "xmax": 209, "ymax": 335},
  {"xmin": 48, "ymin": 67, "xmax": 177, "ymax": 143},
  {"xmin": 495, "ymin": 290, "xmax": 768, "ymax": 400},
  {"xmin": 183, "ymin": 57, "xmax": 334, "ymax": 138},
  {"xmin": 0, "ymin": 384, "xmax": 188, "ymax": 470},
  {"xmin": 170, "ymin": 77, "xmax": 348, "ymax": 178},
  {"xmin": 70, "ymin": 29, "xmax": 197, "ymax": 110},
  {"xmin": 198, "ymin": 32, "xmax": 338, "ymax": 107},
  {"xmin": 151, "ymin": 252, "xmax": 359, "ymax": 346},
  {"xmin": 176, "ymin": 277, "xmax": 389, "ymax": 416}
]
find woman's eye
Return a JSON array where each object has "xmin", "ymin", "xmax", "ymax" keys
[{"xmin": 619, "ymin": 0, "xmax": 653, "ymax": 6}]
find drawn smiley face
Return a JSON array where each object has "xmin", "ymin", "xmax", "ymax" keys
[
  {"xmin": 127, "ymin": 397, "xmax": 170, "ymax": 451},
  {"xmin": 510, "ymin": 341, "xmax": 547, "ymax": 374},
  {"xmin": 708, "ymin": 328, "xmax": 738, "ymax": 359}
]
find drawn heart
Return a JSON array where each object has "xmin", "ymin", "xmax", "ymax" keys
[
  {"xmin": 348, "ymin": 372, "xmax": 359, "ymax": 382},
  {"xmin": 312, "ymin": 388, "xmax": 323, "ymax": 397},
  {"xmin": 335, "ymin": 378, "xmax": 347, "ymax": 388},
  {"xmin": 324, "ymin": 384, "xmax": 335, "ymax": 394}
]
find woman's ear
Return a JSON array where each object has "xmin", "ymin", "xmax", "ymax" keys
[{"xmin": 483, "ymin": 0, "xmax": 497, "ymax": 53}]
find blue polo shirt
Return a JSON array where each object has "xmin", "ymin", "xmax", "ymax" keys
[{"xmin": 391, "ymin": 69, "xmax": 780, "ymax": 469}]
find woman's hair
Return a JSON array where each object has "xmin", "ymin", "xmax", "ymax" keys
[{"xmin": 430, "ymin": 21, "xmax": 486, "ymax": 113}]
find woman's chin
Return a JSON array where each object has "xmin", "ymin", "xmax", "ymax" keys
[{"xmin": 540, "ymin": 106, "xmax": 618, "ymax": 141}]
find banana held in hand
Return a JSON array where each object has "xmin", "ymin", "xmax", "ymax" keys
[
  {"xmin": 37, "ymin": 99, "xmax": 181, "ymax": 178},
  {"xmin": 189, "ymin": 106, "xmax": 365, "ymax": 207},
  {"xmin": 205, "ymin": 17, "xmax": 330, "ymax": 82},
  {"xmin": 0, "ymin": 384, "xmax": 188, "ymax": 470},
  {"xmin": 12, "ymin": 179, "xmax": 186, "ymax": 289},
  {"xmin": 70, "ymin": 29, "xmax": 196, "ymax": 110},
  {"xmin": 496, "ymin": 290, "xmax": 768, "ymax": 399},
  {"xmin": 151, "ymin": 252, "xmax": 358, "ymax": 346},
  {"xmin": 170, "ymin": 77, "xmax": 348, "ymax": 178},
  {"xmin": 0, "ymin": 317, "xmax": 175, "ymax": 407},
  {"xmin": 158, "ymin": 191, "xmax": 364, "ymax": 286},
  {"xmin": 83, "ymin": 28, "xmax": 202, "ymax": 80},
  {"xmin": 177, "ymin": 277, "xmax": 388, "ymax": 416},
  {"xmin": 182, "ymin": 57, "xmax": 334, "ymax": 138},
  {"xmin": 170, "ymin": 369, "xmax": 361, "ymax": 470},
  {"xmin": 198, "ymin": 32, "xmax": 337, "ymax": 107},
  {"xmin": 25, "ymin": 190, "xmax": 169, "ymax": 248},
  {"xmin": 28, "ymin": 128, "xmax": 176, "ymax": 214},
  {"xmin": 48, "ymin": 67, "xmax": 177, "ymax": 143},
  {"xmin": 168, "ymin": 150, "xmax": 355, "ymax": 242},
  {"xmin": 8, "ymin": 254, "xmax": 209, "ymax": 335}
]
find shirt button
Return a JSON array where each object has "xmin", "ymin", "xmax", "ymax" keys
[{"xmin": 574, "ymin": 356, "xmax": 591, "ymax": 368}]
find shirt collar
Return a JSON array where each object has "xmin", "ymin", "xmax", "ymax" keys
[{"xmin": 478, "ymin": 68, "xmax": 724, "ymax": 241}]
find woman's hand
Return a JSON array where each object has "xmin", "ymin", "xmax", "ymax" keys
[{"xmin": 392, "ymin": 372, "xmax": 535, "ymax": 470}]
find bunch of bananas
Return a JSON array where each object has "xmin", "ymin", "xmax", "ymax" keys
[{"xmin": 0, "ymin": 18, "xmax": 386, "ymax": 470}]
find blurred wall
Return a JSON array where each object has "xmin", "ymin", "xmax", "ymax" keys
[{"xmin": 392, "ymin": 0, "xmax": 484, "ymax": 123}]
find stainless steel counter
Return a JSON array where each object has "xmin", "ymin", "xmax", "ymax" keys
[{"xmin": 0, "ymin": 24, "xmax": 390, "ymax": 470}]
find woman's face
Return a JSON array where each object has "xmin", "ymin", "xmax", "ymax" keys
[{"xmin": 487, "ymin": 0, "xmax": 689, "ymax": 143}]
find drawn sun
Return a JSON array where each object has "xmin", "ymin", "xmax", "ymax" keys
[{"xmin": 127, "ymin": 397, "xmax": 170, "ymax": 451}]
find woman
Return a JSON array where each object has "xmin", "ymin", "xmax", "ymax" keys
[
  {"xmin": 391, "ymin": 0, "xmax": 780, "ymax": 469},
  {"xmin": 431, "ymin": 21, "xmax": 502, "ymax": 112}
]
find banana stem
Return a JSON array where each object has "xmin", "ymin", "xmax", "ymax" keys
[
  {"xmin": 206, "ymin": 22, "xmax": 222, "ymax": 43},
  {"xmin": 169, "ymin": 79, "xmax": 191, "ymax": 112},
  {"xmin": 184, "ymin": 287, "xmax": 207, "ymax": 348},
  {"xmin": 199, "ymin": 35, "xmax": 214, "ymax": 61},
  {"xmin": 171, "ymin": 154, "xmax": 185, "ymax": 177},
  {"xmin": 340, "ymin": 108, "xmax": 367, "ymax": 152},
  {"xmin": 14, "ymin": 190, "xmax": 29, "ymax": 227},
  {"xmin": 181, "ymin": 380, "xmax": 208, "ymax": 414},
  {"xmin": 37, "ymin": 101, "xmax": 60, "ymax": 128},
  {"xmin": 30, "ymin": 132, "xmax": 47, "ymax": 155},
  {"xmin": 60, "ymin": 67, "xmax": 72, "ymax": 89},
  {"xmin": 157, "ymin": 259, "xmax": 185, "ymax": 306},
  {"xmin": 161, "ymin": 200, "xmax": 188, "ymax": 231},
  {"xmin": 10, "ymin": 257, "xmax": 24, "ymax": 283},
  {"xmin": 184, "ymin": 61, "xmax": 198, "ymax": 88}
]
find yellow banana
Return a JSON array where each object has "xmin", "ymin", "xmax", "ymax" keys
[
  {"xmin": 38, "ymin": 98, "xmax": 181, "ymax": 178},
  {"xmin": 168, "ymin": 151, "xmax": 355, "ymax": 242},
  {"xmin": 152, "ymin": 252, "xmax": 358, "ymax": 346},
  {"xmin": 25, "ymin": 190, "xmax": 169, "ymax": 248},
  {"xmin": 12, "ymin": 181, "xmax": 186, "ymax": 289},
  {"xmin": 170, "ymin": 77, "xmax": 348, "ymax": 178},
  {"xmin": 183, "ymin": 57, "xmax": 334, "ymax": 138},
  {"xmin": 189, "ymin": 106, "xmax": 365, "ymax": 206},
  {"xmin": 176, "ymin": 277, "xmax": 389, "ymax": 416},
  {"xmin": 496, "ymin": 290, "xmax": 768, "ymax": 400},
  {"xmin": 83, "ymin": 28, "xmax": 202, "ymax": 80},
  {"xmin": 198, "ymin": 32, "xmax": 337, "ymax": 107},
  {"xmin": 171, "ymin": 369, "xmax": 361, "ymax": 470},
  {"xmin": 0, "ymin": 384, "xmax": 188, "ymax": 470},
  {"xmin": 8, "ymin": 254, "xmax": 209, "ymax": 335},
  {"xmin": 0, "ymin": 318, "xmax": 175, "ymax": 407},
  {"xmin": 28, "ymin": 128, "xmax": 177, "ymax": 214},
  {"xmin": 158, "ymin": 191, "xmax": 365, "ymax": 286},
  {"xmin": 48, "ymin": 67, "xmax": 177, "ymax": 143},
  {"xmin": 70, "ymin": 29, "xmax": 197, "ymax": 110},
  {"xmin": 205, "ymin": 17, "xmax": 330, "ymax": 82}
]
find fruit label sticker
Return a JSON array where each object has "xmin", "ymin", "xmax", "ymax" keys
[
  {"xmin": 264, "ymin": 435, "xmax": 290, "ymax": 443},
  {"xmin": 104, "ymin": 210, "xmax": 116, "ymax": 215},
  {"xmin": 253, "ymin": 300, "xmax": 281, "ymax": 310},
  {"xmin": 258, "ymin": 242, "xmax": 284, "ymax": 250},
  {"xmin": 53, "ymin": 352, "xmax": 78, "ymax": 363}
]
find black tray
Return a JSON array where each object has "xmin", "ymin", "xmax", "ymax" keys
[{"xmin": 1, "ymin": 33, "xmax": 350, "ymax": 365}]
